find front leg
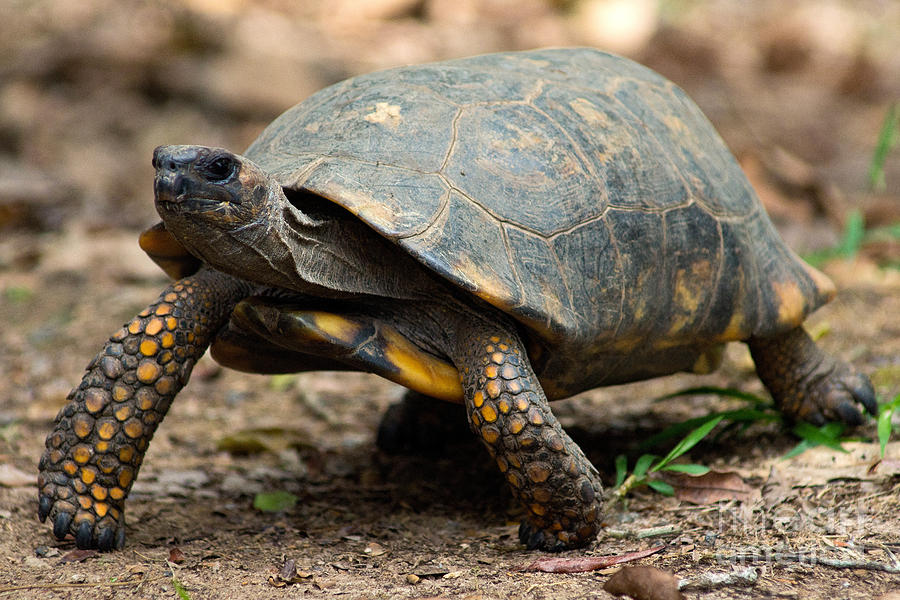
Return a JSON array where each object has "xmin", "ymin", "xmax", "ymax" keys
[
  {"xmin": 37, "ymin": 269, "xmax": 249, "ymax": 550},
  {"xmin": 454, "ymin": 324, "xmax": 603, "ymax": 551}
]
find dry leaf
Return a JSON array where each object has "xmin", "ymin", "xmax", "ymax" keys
[
  {"xmin": 604, "ymin": 566, "xmax": 684, "ymax": 600},
  {"xmin": 662, "ymin": 470, "xmax": 757, "ymax": 504},
  {"xmin": 520, "ymin": 545, "xmax": 664, "ymax": 573},
  {"xmin": 168, "ymin": 546, "xmax": 186, "ymax": 564},
  {"xmin": 59, "ymin": 549, "xmax": 99, "ymax": 563}
]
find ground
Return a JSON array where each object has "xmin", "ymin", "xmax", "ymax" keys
[{"xmin": 1, "ymin": 1, "xmax": 900, "ymax": 599}]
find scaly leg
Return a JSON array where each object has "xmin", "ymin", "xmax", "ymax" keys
[
  {"xmin": 454, "ymin": 324, "xmax": 603, "ymax": 550},
  {"xmin": 37, "ymin": 269, "xmax": 248, "ymax": 550}
]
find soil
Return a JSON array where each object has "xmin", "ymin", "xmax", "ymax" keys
[{"xmin": 1, "ymin": 1, "xmax": 899, "ymax": 599}]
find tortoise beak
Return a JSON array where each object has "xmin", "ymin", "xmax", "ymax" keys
[{"xmin": 153, "ymin": 145, "xmax": 240, "ymax": 209}]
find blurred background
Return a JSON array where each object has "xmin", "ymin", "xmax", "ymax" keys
[{"xmin": 2, "ymin": 0, "xmax": 898, "ymax": 258}]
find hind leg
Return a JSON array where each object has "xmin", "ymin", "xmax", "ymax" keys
[
  {"xmin": 748, "ymin": 327, "xmax": 876, "ymax": 426},
  {"xmin": 376, "ymin": 391, "xmax": 468, "ymax": 455}
]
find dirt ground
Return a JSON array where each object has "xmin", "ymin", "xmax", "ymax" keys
[{"xmin": 2, "ymin": 1, "xmax": 900, "ymax": 599}]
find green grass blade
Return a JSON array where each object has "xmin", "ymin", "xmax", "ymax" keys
[
  {"xmin": 640, "ymin": 408, "xmax": 781, "ymax": 450},
  {"xmin": 656, "ymin": 386, "xmax": 771, "ymax": 406},
  {"xmin": 836, "ymin": 209, "xmax": 865, "ymax": 260},
  {"xmin": 173, "ymin": 576, "xmax": 191, "ymax": 600},
  {"xmin": 652, "ymin": 416, "xmax": 724, "ymax": 471},
  {"xmin": 633, "ymin": 454, "xmax": 657, "ymax": 479},
  {"xmin": 614, "ymin": 454, "xmax": 628, "ymax": 487},
  {"xmin": 877, "ymin": 408, "xmax": 893, "ymax": 457},
  {"xmin": 660, "ymin": 463, "xmax": 710, "ymax": 475},
  {"xmin": 789, "ymin": 422, "xmax": 848, "ymax": 454},
  {"xmin": 877, "ymin": 393, "xmax": 900, "ymax": 457},
  {"xmin": 648, "ymin": 479, "xmax": 675, "ymax": 496},
  {"xmin": 869, "ymin": 102, "xmax": 899, "ymax": 192}
]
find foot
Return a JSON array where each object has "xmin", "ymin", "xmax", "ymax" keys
[{"xmin": 749, "ymin": 327, "xmax": 876, "ymax": 426}]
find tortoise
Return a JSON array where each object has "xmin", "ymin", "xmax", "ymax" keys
[{"xmin": 38, "ymin": 47, "xmax": 876, "ymax": 552}]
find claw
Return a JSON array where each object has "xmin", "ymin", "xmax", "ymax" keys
[
  {"xmin": 97, "ymin": 527, "xmax": 116, "ymax": 552},
  {"xmin": 53, "ymin": 511, "xmax": 73, "ymax": 540},
  {"xmin": 853, "ymin": 376, "xmax": 878, "ymax": 415},
  {"xmin": 38, "ymin": 495, "xmax": 52, "ymax": 522},
  {"xmin": 835, "ymin": 401, "xmax": 863, "ymax": 427},
  {"xmin": 75, "ymin": 520, "xmax": 93, "ymax": 549}
]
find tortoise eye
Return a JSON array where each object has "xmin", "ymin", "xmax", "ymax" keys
[{"xmin": 204, "ymin": 156, "xmax": 236, "ymax": 181}]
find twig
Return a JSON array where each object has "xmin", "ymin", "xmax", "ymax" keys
[
  {"xmin": 718, "ymin": 552, "xmax": 900, "ymax": 573},
  {"xmin": 0, "ymin": 578, "xmax": 156, "ymax": 595}
]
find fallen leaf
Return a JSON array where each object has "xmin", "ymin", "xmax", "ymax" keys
[
  {"xmin": 168, "ymin": 546, "xmax": 185, "ymax": 564},
  {"xmin": 661, "ymin": 470, "xmax": 757, "ymax": 504},
  {"xmin": 520, "ymin": 545, "xmax": 664, "ymax": 573},
  {"xmin": 0, "ymin": 463, "xmax": 33, "ymax": 487},
  {"xmin": 604, "ymin": 566, "xmax": 684, "ymax": 600},
  {"xmin": 217, "ymin": 427, "xmax": 313, "ymax": 455},
  {"xmin": 363, "ymin": 542, "xmax": 387, "ymax": 557},
  {"xmin": 60, "ymin": 549, "xmax": 99, "ymax": 563}
]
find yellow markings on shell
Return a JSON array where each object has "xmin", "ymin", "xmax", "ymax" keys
[
  {"xmin": 719, "ymin": 311, "xmax": 746, "ymax": 342},
  {"xmin": 772, "ymin": 279, "xmax": 807, "ymax": 328},
  {"xmin": 363, "ymin": 102, "xmax": 402, "ymax": 125},
  {"xmin": 691, "ymin": 345, "xmax": 724, "ymax": 375},
  {"xmin": 663, "ymin": 261, "xmax": 711, "ymax": 342}
]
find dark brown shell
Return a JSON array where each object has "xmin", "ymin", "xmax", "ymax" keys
[{"xmin": 243, "ymin": 48, "xmax": 832, "ymax": 352}]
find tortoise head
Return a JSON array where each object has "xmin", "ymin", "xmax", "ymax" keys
[
  {"xmin": 151, "ymin": 145, "xmax": 283, "ymax": 264},
  {"xmin": 152, "ymin": 145, "xmax": 275, "ymax": 229}
]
